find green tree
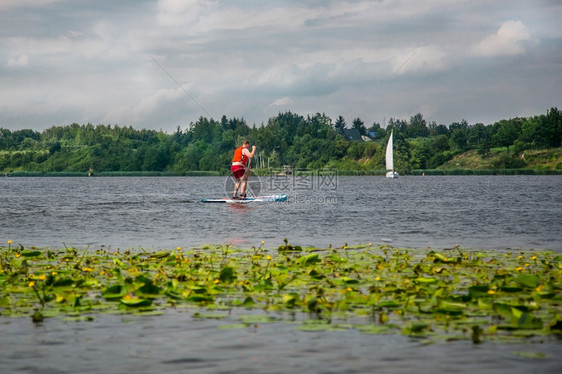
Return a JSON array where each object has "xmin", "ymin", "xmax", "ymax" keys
[
  {"xmin": 352, "ymin": 118, "xmax": 367, "ymax": 136},
  {"xmin": 492, "ymin": 118, "xmax": 521, "ymax": 147},
  {"xmin": 449, "ymin": 120, "xmax": 469, "ymax": 151},
  {"xmin": 335, "ymin": 116, "xmax": 346, "ymax": 133},
  {"xmin": 407, "ymin": 113, "xmax": 429, "ymax": 138}
]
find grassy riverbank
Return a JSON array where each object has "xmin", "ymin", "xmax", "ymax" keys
[
  {"xmin": 437, "ymin": 147, "xmax": 562, "ymax": 171},
  {"xmin": 1, "ymin": 242, "xmax": 561, "ymax": 344}
]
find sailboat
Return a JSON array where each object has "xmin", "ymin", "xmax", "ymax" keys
[{"xmin": 385, "ymin": 131, "xmax": 399, "ymax": 178}]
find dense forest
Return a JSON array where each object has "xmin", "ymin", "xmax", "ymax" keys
[{"xmin": 1, "ymin": 107, "xmax": 561, "ymax": 175}]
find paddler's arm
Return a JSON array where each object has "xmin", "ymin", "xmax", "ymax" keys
[{"xmin": 247, "ymin": 145, "xmax": 256, "ymax": 158}]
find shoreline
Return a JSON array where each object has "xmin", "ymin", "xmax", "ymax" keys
[{"xmin": 2, "ymin": 169, "xmax": 562, "ymax": 177}]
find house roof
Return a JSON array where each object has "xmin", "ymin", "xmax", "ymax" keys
[{"xmin": 342, "ymin": 128, "xmax": 363, "ymax": 142}]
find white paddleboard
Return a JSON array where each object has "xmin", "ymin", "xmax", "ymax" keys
[{"xmin": 201, "ymin": 193, "xmax": 288, "ymax": 204}]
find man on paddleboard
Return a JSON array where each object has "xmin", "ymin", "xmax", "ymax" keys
[{"xmin": 231, "ymin": 140, "xmax": 256, "ymax": 199}]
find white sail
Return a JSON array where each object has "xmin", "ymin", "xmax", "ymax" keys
[
  {"xmin": 385, "ymin": 131, "xmax": 399, "ymax": 178},
  {"xmin": 385, "ymin": 131, "xmax": 394, "ymax": 171}
]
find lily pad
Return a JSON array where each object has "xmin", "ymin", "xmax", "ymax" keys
[
  {"xmin": 102, "ymin": 284, "xmax": 127, "ymax": 300},
  {"xmin": 22, "ymin": 251, "xmax": 42, "ymax": 258},
  {"xmin": 515, "ymin": 274, "xmax": 540, "ymax": 289},
  {"xmin": 513, "ymin": 351, "xmax": 549, "ymax": 359},
  {"xmin": 120, "ymin": 296, "xmax": 152, "ymax": 307},
  {"xmin": 239, "ymin": 315, "xmax": 277, "ymax": 324}
]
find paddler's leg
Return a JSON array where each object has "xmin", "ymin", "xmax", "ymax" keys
[
  {"xmin": 233, "ymin": 178, "xmax": 240, "ymax": 198},
  {"xmin": 239, "ymin": 170, "xmax": 249, "ymax": 198},
  {"xmin": 232, "ymin": 166, "xmax": 242, "ymax": 198}
]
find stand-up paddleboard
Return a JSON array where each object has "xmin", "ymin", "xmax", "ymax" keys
[{"xmin": 201, "ymin": 193, "xmax": 288, "ymax": 204}]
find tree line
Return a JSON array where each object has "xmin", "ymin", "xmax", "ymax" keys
[{"xmin": 0, "ymin": 107, "xmax": 560, "ymax": 174}]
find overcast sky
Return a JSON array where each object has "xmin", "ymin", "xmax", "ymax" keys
[{"xmin": 1, "ymin": 0, "xmax": 561, "ymax": 133}]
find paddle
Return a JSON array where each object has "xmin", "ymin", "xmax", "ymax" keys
[{"xmin": 244, "ymin": 156, "xmax": 252, "ymax": 198}]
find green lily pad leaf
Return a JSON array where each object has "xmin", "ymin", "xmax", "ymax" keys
[
  {"xmin": 493, "ymin": 303, "xmax": 514, "ymax": 319},
  {"xmin": 516, "ymin": 312, "xmax": 543, "ymax": 329},
  {"xmin": 22, "ymin": 250, "xmax": 42, "ymax": 258},
  {"xmin": 186, "ymin": 295, "xmax": 214, "ymax": 303},
  {"xmin": 477, "ymin": 298, "xmax": 492, "ymax": 310},
  {"xmin": 416, "ymin": 277, "xmax": 438, "ymax": 284},
  {"xmin": 435, "ymin": 301, "xmax": 465, "ymax": 315},
  {"xmin": 233, "ymin": 296, "xmax": 255, "ymax": 307},
  {"xmin": 296, "ymin": 323, "xmax": 349, "ymax": 332},
  {"xmin": 440, "ymin": 301, "xmax": 467, "ymax": 310},
  {"xmin": 406, "ymin": 323, "xmax": 429, "ymax": 334},
  {"xmin": 306, "ymin": 297, "xmax": 319, "ymax": 312},
  {"xmin": 433, "ymin": 253, "xmax": 457, "ymax": 264},
  {"xmin": 282, "ymin": 293, "xmax": 300, "ymax": 308},
  {"xmin": 164, "ymin": 290, "xmax": 183, "ymax": 299},
  {"xmin": 120, "ymin": 296, "xmax": 152, "ymax": 307},
  {"xmin": 340, "ymin": 276, "xmax": 359, "ymax": 284},
  {"xmin": 188, "ymin": 286, "xmax": 209, "ymax": 294},
  {"xmin": 296, "ymin": 253, "xmax": 320, "ymax": 266},
  {"xmin": 149, "ymin": 251, "xmax": 170, "ymax": 259},
  {"xmin": 308, "ymin": 269, "xmax": 324, "ymax": 279},
  {"xmin": 515, "ymin": 274, "xmax": 540, "ymax": 289},
  {"xmin": 377, "ymin": 300, "xmax": 401, "ymax": 308},
  {"xmin": 192, "ymin": 312, "xmax": 229, "ymax": 319},
  {"xmin": 134, "ymin": 274, "xmax": 154, "ymax": 284},
  {"xmin": 469, "ymin": 285, "xmax": 490, "ymax": 299},
  {"xmin": 239, "ymin": 315, "xmax": 277, "ymax": 324},
  {"xmin": 135, "ymin": 283, "xmax": 162, "ymax": 298},
  {"xmin": 536, "ymin": 291, "xmax": 555, "ymax": 299},
  {"xmin": 102, "ymin": 284, "xmax": 127, "ymax": 299},
  {"xmin": 416, "ymin": 302, "xmax": 435, "ymax": 313},
  {"xmin": 327, "ymin": 254, "xmax": 347, "ymax": 263},
  {"xmin": 513, "ymin": 351, "xmax": 549, "ymax": 359},
  {"xmin": 219, "ymin": 266, "xmax": 237, "ymax": 283}
]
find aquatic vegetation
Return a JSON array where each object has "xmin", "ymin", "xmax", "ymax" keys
[{"xmin": 1, "ymin": 241, "xmax": 561, "ymax": 344}]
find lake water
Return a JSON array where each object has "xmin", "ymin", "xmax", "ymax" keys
[
  {"xmin": 2, "ymin": 309, "xmax": 561, "ymax": 374},
  {"xmin": 1, "ymin": 175, "xmax": 561, "ymax": 373},
  {"xmin": 1, "ymin": 175, "xmax": 561, "ymax": 251}
]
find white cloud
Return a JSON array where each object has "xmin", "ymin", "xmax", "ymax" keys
[
  {"xmin": 472, "ymin": 20, "xmax": 532, "ymax": 57},
  {"xmin": 156, "ymin": 0, "xmax": 215, "ymax": 27},
  {"xmin": 7, "ymin": 54, "xmax": 28, "ymax": 67},
  {"xmin": 269, "ymin": 97, "xmax": 293, "ymax": 107}
]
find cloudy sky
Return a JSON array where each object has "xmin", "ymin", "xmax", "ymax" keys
[{"xmin": 1, "ymin": 0, "xmax": 561, "ymax": 133}]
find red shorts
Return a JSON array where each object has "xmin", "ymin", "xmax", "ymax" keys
[{"xmin": 231, "ymin": 165, "xmax": 246, "ymax": 179}]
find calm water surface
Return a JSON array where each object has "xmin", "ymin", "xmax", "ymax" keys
[
  {"xmin": 1, "ymin": 309, "xmax": 561, "ymax": 374},
  {"xmin": 1, "ymin": 175, "xmax": 561, "ymax": 373},
  {"xmin": 1, "ymin": 175, "xmax": 560, "ymax": 251}
]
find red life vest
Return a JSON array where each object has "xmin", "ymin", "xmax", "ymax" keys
[{"xmin": 232, "ymin": 146, "xmax": 248, "ymax": 166}]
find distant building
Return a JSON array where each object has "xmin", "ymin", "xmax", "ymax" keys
[{"xmin": 342, "ymin": 128, "xmax": 363, "ymax": 142}]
